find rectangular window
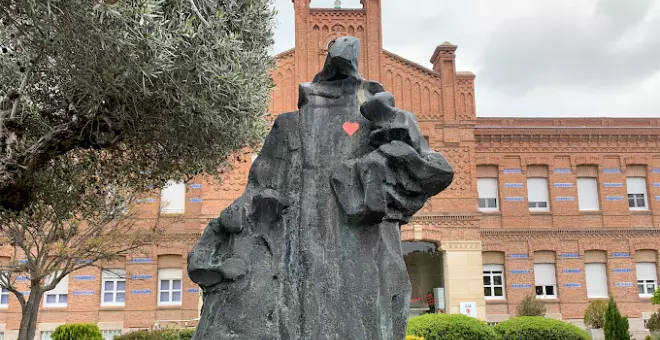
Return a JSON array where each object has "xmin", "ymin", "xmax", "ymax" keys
[
  {"xmin": 477, "ymin": 178, "xmax": 499, "ymax": 211},
  {"xmin": 101, "ymin": 330, "xmax": 122, "ymax": 340},
  {"xmin": 158, "ymin": 268, "xmax": 182, "ymax": 305},
  {"xmin": 160, "ymin": 180, "xmax": 186, "ymax": 214},
  {"xmin": 1, "ymin": 272, "xmax": 8, "ymax": 307},
  {"xmin": 577, "ymin": 177, "xmax": 599, "ymax": 211},
  {"xmin": 637, "ymin": 263, "xmax": 658, "ymax": 297},
  {"xmin": 534, "ymin": 263, "xmax": 557, "ymax": 298},
  {"xmin": 44, "ymin": 273, "xmax": 68, "ymax": 307},
  {"xmin": 101, "ymin": 269, "xmax": 126, "ymax": 306},
  {"xmin": 528, "ymin": 178, "xmax": 550, "ymax": 211},
  {"xmin": 627, "ymin": 177, "xmax": 648, "ymax": 210},
  {"xmin": 41, "ymin": 331, "xmax": 53, "ymax": 340},
  {"xmin": 483, "ymin": 264, "xmax": 505, "ymax": 299},
  {"xmin": 585, "ymin": 263, "xmax": 608, "ymax": 298}
]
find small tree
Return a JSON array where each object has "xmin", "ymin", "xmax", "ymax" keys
[
  {"xmin": 0, "ymin": 186, "xmax": 159, "ymax": 340},
  {"xmin": 604, "ymin": 296, "xmax": 630, "ymax": 340},
  {"xmin": 584, "ymin": 299, "xmax": 608, "ymax": 329},
  {"xmin": 516, "ymin": 294, "xmax": 546, "ymax": 316}
]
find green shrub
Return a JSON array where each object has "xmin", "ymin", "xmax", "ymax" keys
[
  {"xmin": 114, "ymin": 329, "xmax": 195, "ymax": 340},
  {"xmin": 52, "ymin": 323, "xmax": 103, "ymax": 340},
  {"xmin": 493, "ymin": 316, "xmax": 589, "ymax": 340},
  {"xmin": 604, "ymin": 296, "xmax": 630, "ymax": 340},
  {"xmin": 516, "ymin": 295, "xmax": 546, "ymax": 316},
  {"xmin": 406, "ymin": 313, "xmax": 498, "ymax": 340},
  {"xmin": 648, "ymin": 312, "xmax": 660, "ymax": 333},
  {"xmin": 584, "ymin": 299, "xmax": 608, "ymax": 329}
]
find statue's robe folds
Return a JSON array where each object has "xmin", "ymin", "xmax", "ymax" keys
[{"xmin": 188, "ymin": 76, "xmax": 453, "ymax": 340}]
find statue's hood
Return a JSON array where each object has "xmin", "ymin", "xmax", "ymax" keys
[{"xmin": 313, "ymin": 36, "xmax": 362, "ymax": 83}]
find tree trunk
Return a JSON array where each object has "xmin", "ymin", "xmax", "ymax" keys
[{"xmin": 17, "ymin": 288, "xmax": 44, "ymax": 340}]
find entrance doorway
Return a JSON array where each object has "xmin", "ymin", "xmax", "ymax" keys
[{"xmin": 402, "ymin": 241, "xmax": 444, "ymax": 317}]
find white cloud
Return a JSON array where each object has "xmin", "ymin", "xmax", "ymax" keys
[{"xmin": 270, "ymin": 0, "xmax": 660, "ymax": 117}]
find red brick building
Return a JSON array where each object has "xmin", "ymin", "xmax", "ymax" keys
[{"xmin": 2, "ymin": 0, "xmax": 660, "ymax": 339}]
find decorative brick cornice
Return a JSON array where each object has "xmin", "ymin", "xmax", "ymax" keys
[
  {"xmin": 481, "ymin": 228, "xmax": 660, "ymax": 239},
  {"xmin": 411, "ymin": 214, "xmax": 480, "ymax": 222},
  {"xmin": 441, "ymin": 240, "xmax": 482, "ymax": 251},
  {"xmin": 383, "ymin": 50, "xmax": 439, "ymax": 79}
]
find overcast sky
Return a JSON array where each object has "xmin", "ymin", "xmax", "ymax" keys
[{"xmin": 270, "ymin": 0, "xmax": 660, "ymax": 118}]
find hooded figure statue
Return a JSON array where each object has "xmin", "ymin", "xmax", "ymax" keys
[{"xmin": 188, "ymin": 36, "xmax": 454, "ymax": 340}]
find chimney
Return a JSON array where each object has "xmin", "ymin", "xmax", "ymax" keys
[{"xmin": 430, "ymin": 41, "xmax": 457, "ymax": 73}]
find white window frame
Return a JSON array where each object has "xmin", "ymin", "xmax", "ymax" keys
[
  {"xmin": 477, "ymin": 178, "xmax": 499, "ymax": 212},
  {"xmin": 101, "ymin": 269, "xmax": 126, "ymax": 307},
  {"xmin": 158, "ymin": 268, "xmax": 182, "ymax": 306},
  {"xmin": 577, "ymin": 177, "xmax": 600, "ymax": 211},
  {"xmin": 43, "ymin": 273, "xmax": 68, "ymax": 308},
  {"xmin": 585, "ymin": 263, "xmax": 608, "ymax": 298},
  {"xmin": 160, "ymin": 180, "xmax": 186, "ymax": 214},
  {"xmin": 483, "ymin": 264, "xmax": 505, "ymax": 300},
  {"xmin": 0, "ymin": 271, "xmax": 9, "ymax": 308},
  {"xmin": 534, "ymin": 263, "xmax": 557, "ymax": 299},
  {"xmin": 101, "ymin": 330, "xmax": 123, "ymax": 340},
  {"xmin": 627, "ymin": 177, "xmax": 648, "ymax": 210},
  {"xmin": 527, "ymin": 178, "xmax": 550, "ymax": 212},
  {"xmin": 637, "ymin": 262, "xmax": 658, "ymax": 297}
]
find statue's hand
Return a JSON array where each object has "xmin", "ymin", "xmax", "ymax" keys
[{"xmin": 360, "ymin": 91, "xmax": 426, "ymax": 154}]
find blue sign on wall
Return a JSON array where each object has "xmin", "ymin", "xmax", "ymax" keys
[
  {"xmin": 136, "ymin": 198, "xmax": 157, "ymax": 204},
  {"xmin": 16, "ymin": 276, "xmax": 29, "ymax": 281},
  {"xmin": 17, "ymin": 259, "xmax": 28, "ymax": 264},
  {"xmin": 554, "ymin": 168, "xmax": 572, "ymax": 174},
  {"xmin": 613, "ymin": 268, "xmax": 633, "ymax": 273},
  {"xmin": 615, "ymin": 282, "xmax": 634, "ymax": 287},
  {"xmin": 131, "ymin": 289, "xmax": 152, "ymax": 295},
  {"xmin": 562, "ymin": 269, "xmax": 581, "ymax": 274},
  {"xmin": 188, "ymin": 288, "xmax": 200, "ymax": 293},
  {"xmin": 73, "ymin": 290, "xmax": 95, "ymax": 296},
  {"xmin": 76, "ymin": 259, "xmax": 93, "ymax": 264},
  {"xmin": 603, "ymin": 168, "xmax": 622, "ymax": 174},
  {"xmin": 612, "ymin": 252, "xmax": 631, "ymax": 258},
  {"xmin": 554, "ymin": 183, "xmax": 573, "ymax": 188},
  {"xmin": 74, "ymin": 275, "xmax": 95, "ymax": 281},
  {"xmin": 131, "ymin": 274, "xmax": 153, "ymax": 280},
  {"xmin": 556, "ymin": 196, "xmax": 575, "ymax": 201},
  {"xmin": 512, "ymin": 284, "xmax": 532, "ymax": 289},
  {"xmin": 563, "ymin": 283, "xmax": 582, "ymax": 288},
  {"xmin": 190, "ymin": 198, "xmax": 203, "ymax": 203},
  {"xmin": 655, "ymin": 196, "xmax": 660, "ymax": 201},
  {"xmin": 561, "ymin": 253, "xmax": 579, "ymax": 259},
  {"xmin": 504, "ymin": 183, "xmax": 524, "ymax": 189},
  {"xmin": 503, "ymin": 169, "xmax": 523, "ymax": 174},
  {"xmin": 190, "ymin": 184, "xmax": 203, "ymax": 189},
  {"xmin": 510, "ymin": 254, "xmax": 529, "ymax": 259},
  {"xmin": 21, "ymin": 291, "xmax": 30, "ymax": 296},
  {"xmin": 652, "ymin": 169, "xmax": 660, "ymax": 174},
  {"xmin": 510, "ymin": 270, "xmax": 530, "ymax": 274},
  {"xmin": 604, "ymin": 183, "xmax": 623, "ymax": 188},
  {"xmin": 506, "ymin": 197, "xmax": 525, "ymax": 202},
  {"xmin": 653, "ymin": 183, "xmax": 660, "ymax": 188},
  {"xmin": 131, "ymin": 258, "xmax": 153, "ymax": 263},
  {"xmin": 605, "ymin": 196, "xmax": 624, "ymax": 201}
]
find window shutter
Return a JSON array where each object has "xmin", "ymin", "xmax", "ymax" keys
[
  {"xmin": 637, "ymin": 263, "xmax": 658, "ymax": 281},
  {"xmin": 102, "ymin": 269, "xmax": 126, "ymax": 280},
  {"xmin": 483, "ymin": 264, "xmax": 504, "ymax": 272},
  {"xmin": 160, "ymin": 181, "xmax": 186, "ymax": 213},
  {"xmin": 158, "ymin": 268, "xmax": 183, "ymax": 280},
  {"xmin": 585, "ymin": 263, "xmax": 608, "ymax": 298},
  {"xmin": 577, "ymin": 177, "xmax": 599, "ymax": 210},
  {"xmin": 477, "ymin": 178, "xmax": 498, "ymax": 199},
  {"xmin": 627, "ymin": 177, "xmax": 647, "ymax": 195},
  {"xmin": 534, "ymin": 264, "xmax": 556, "ymax": 285},
  {"xmin": 48, "ymin": 273, "xmax": 69, "ymax": 295},
  {"xmin": 527, "ymin": 178, "xmax": 549, "ymax": 203}
]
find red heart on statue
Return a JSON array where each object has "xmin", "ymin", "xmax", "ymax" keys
[{"xmin": 343, "ymin": 122, "xmax": 359, "ymax": 136}]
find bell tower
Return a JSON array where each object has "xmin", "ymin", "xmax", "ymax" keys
[{"xmin": 292, "ymin": 0, "xmax": 384, "ymax": 82}]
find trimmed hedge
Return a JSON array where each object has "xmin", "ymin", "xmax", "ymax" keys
[
  {"xmin": 114, "ymin": 329, "xmax": 195, "ymax": 340},
  {"xmin": 494, "ymin": 316, "xmax": 589, "ymax": 340},
  {"xmin": 52, "ymin": 323, "xmax": 103, "ymax": 340},
  {"xmin": 406, "ymin": 314, "xmax": 498, "ymax": 340}
]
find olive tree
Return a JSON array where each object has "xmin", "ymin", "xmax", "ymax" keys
[{"xmin": 0, "ymin": 0, "xmax": 275, "ymax": 339}]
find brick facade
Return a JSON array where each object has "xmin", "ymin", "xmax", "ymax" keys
[{"xmin": 1, "ymin": 0, "xmax": 660, "ymax": 338}]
